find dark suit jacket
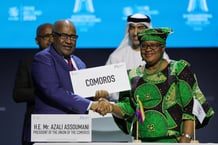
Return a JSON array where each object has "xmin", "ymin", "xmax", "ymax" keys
[
  {"xmin": 13, "ymin": 55, "xmax": 36, "ymax": 144},
  {"xmin": 13, "ymin": 56, "xmax": 35, "ymax": 111},
  {"xmin": 31, "ymin": 45, "xmax": 91, "ymax": 114}
]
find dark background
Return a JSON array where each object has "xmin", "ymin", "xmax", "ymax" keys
[{"xmin": 0, "ymin": 48, "xmax": 217, "ymax": 144}]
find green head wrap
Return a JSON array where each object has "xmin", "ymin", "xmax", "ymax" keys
[{"xmin": 138, "ymin": 27, "xmax": 173, "ymax": 44}]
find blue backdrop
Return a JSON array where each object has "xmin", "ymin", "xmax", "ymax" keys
[{"xmin": 1, "ymin": 0, "xmax": 217, "ymax": 48}]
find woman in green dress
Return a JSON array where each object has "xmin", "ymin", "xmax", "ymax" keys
[{"xmin": 96, "ymin": 27, "xmax": 214, "ymax": 143}]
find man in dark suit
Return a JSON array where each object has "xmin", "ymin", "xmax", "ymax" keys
[
  {"xmin": 31, "ymin": 19, "xmax": 107, "ymax": 119},
  {"xmin": 13, "ymin": 23, "xmax": 53, "ymax": 145}
]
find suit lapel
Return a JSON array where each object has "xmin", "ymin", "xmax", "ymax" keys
[{"xmin": 49, "ymin": 45, "xmax": 71, "ymax": 70}]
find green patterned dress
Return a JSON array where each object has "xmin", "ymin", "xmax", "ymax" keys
[{"xmin": 114, "ymin": 59, "xmax": 214, "ymax": 142}]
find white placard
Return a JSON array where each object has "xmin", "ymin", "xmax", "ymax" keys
[
  {"xmin": 31, "ymin": 114, "xmax": 91, "ymax": 142},
  {"xmin": 70, "ymin": 63, "xmax": 131, "ymax": 97}
]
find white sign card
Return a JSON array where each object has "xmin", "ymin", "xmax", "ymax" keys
[
  {"xmin": 31, "ymin": 114, "xmax": 91, "ymax": 142},
  {"xmin": 70, "ymin": 63, "xmax": 131, "ymax": 97}
]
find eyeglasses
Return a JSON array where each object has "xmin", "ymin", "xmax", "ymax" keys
[
  {"xmin": 141, "ymin": 43, "xmax": 163, "ymax": 51},
  {"xmin": 53, "ymin": 31, "xmax": 78, "ymax": 41},
  {"xmin": 37, "ymin": 33, "xmax": 53, "ymax": 40}
]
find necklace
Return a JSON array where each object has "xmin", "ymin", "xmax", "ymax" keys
[{"xmin": 144, "ymin": 59, "xmax": 164, "ymax": 76}]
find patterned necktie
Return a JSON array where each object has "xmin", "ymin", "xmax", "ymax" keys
[{"xmin": 65, "ymin": 56, "xmax": 76, "ymax": 71}]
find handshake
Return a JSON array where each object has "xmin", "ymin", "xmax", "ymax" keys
[{"xmin": 90, "ymin": 90, "xmax": 113, "ymax": 116}]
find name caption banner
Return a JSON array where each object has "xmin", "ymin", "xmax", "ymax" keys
[{"xmin": 31, "ymin": 114, "xmax": 91, "ymax": 142}]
